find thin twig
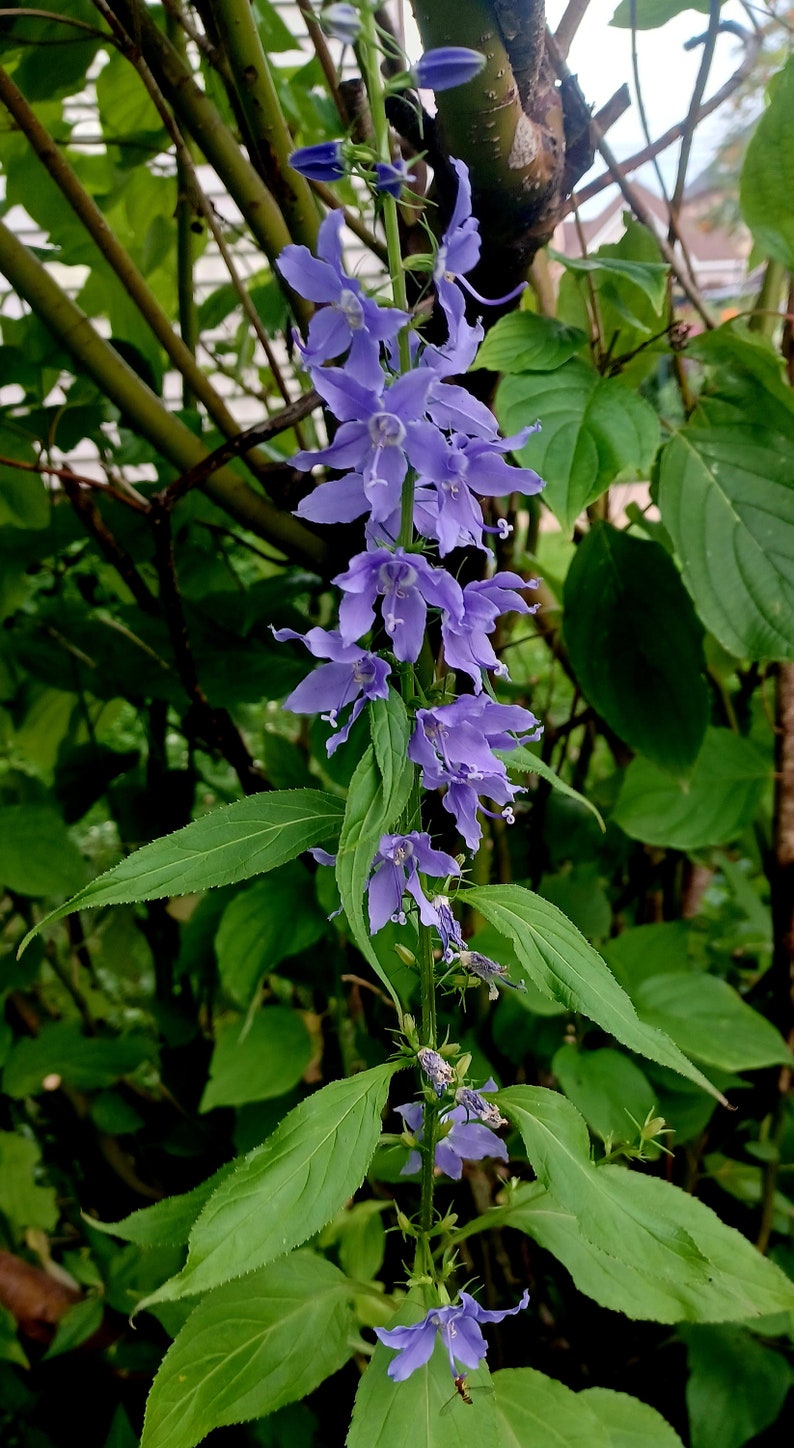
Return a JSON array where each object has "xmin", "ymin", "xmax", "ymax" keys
[
  {"xmin": 553, "ymin": 0, "xmax": 591, "ymax": 60},
  {"xmin": 61, "ymin": 472, "xmax": 160, "ymax": 617},
  {"xmin": 670, "ymin": 0, "xmax": 722, "ymax": 224},
  {"xmin": 152, "ymin": 390, "xmax": 320, "ymax": 509}
]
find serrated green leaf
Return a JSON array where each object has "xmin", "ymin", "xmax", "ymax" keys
[
  {"xmin": 634, "ymin": 974, "xmax": 793, "ymax": 1073},
  {"xmin": 497, "ymin": 361, "xmax": 659, "ymax": 533},
  {"xmin": 462, "ymin": 885, "xmax": 723, "ymax": 1100},
  {"xmin": 43, "ymin": 1297, "xmax": 104, "ymax": 1360},
  {"xmin": 498, "ymin": 1086, "xmax": 794, "ymax": 1322},
  {"xmin": 19, "ymin": 789, "xmax": 344, "ymax": 954},
  {"xmin": 740, "ymin": 57, "xmax": 794, "ymax": 269},
  {"xmin": 0, "ymin": 1131, "xmax": 58, "ymax": 1234},
  {"xmin": 141, "ymin": 1253, "xmax": 355, "ymax": 1448},
  {"xmin": 581, "ymin": 1387, "xmax": 684, "ymax": 1447},
  {"xmin": 199, "ymin": 1008, "xmax": 314, "ymax": 1112},
  {"xmin": 140, "ymin": 1063, "xmax": 399, "ymax": 1305},
  {"xmin": 335, "ymin": 692, "xmax": 413, "ymax": 1009},
  {"xmin": 552, "ymin": 1045, "xmax": 657, "ymax": 1144},
  {"xmin": 659, "ymin": 426, "xmax": 794, "ymax": 660},
  {"xmin": 563, "ymin": 523, "xmax": 708, "ymax": 774},
  {"xmin": 612, "ymin": 727, "xmax": 769, "ymax": 850},
  {"xmin": 0, "ymin": 804, "xmax": 86, "ymax": 897},
  {"xmin": 91, "ymin": 1163, "xmax": 236, "ymax": 1248},
  {"xmin": 472, "ymin": 313, "xmax": 586, "ymax": 374},
  {"xmin": 682, "ymin": 1324, "xmax": 794, "ymax": 1448},
  {"xmin": 3, "ymin": 1022, "xmax": 153, "ymax": 1097},
  {"xmin": 493, "ymin": 1370, "xmax": 684, "ymax": 1445}
]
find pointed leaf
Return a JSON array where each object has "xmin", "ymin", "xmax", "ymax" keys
[
  {"xmin": 498, "ymin": 1086, "xmax": 794, "ymax": 1323},
  {"xmin": 659, "ymin": 426, "xmax": 794, "ymax": 661},
  {"xmin": 613, "ymin": 728, "xmax": 769, "ymax": 850},
  {"xmin": 496, "ymin": 746, "xmax": 605, "ymax": 828},
  {"xmin": 472, "ymin": 313, "xmax": 586, "ymax": 374},
  {"xmin": 19, "ymin": 789, "xmax": 345, "ymax": 953},
  {"xmin": 497, "ymin": 361, "xmax": 659, "ymax": 534},
  {"xmin": 141, "ymin": 1253, "xmax": 356, "ymax": 1448},
  {"xmin": 740, "ymin": 57, "xmax": 794, "ymax": 270},
  {"xmin": 335, "ymin": 691, "xmax": 413, "ymax": 1007},
  {"xmin": 462, "ymin": 885, "xmax": 724, "ymax": 1100},
  {"xmin": 563, "ymin": 523, "xmax": 708, "ymax": 774},
  {"xmin": 141, "ymin": 1063, "xmax": 399, "ymax": 1305}
]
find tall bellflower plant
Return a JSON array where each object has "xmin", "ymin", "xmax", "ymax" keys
[{"xmin": 279, "ymin": 6, "xmax": 539, "ymax": 1393}]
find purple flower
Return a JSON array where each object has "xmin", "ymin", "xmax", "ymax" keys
[
  {"xmin": 434, "ymin": 159, "xmax": 526, "ymax": 310},
  {"xmin": 320, "ymin": 2, "xmax": 361, "ymax": 44},
  {"xmin": 413, "ymin": 47, "xmax": 486, "ymax": 93},
  {"xmin": 404, "ymin": 425, "xmax": 543, "ymax": 557},
  {"xmin": 367, "ymin": 832, "xmax": 460, "ymax": 932},
  {"xmin": 455, "ymin": 1086, "xmax": 508, "ymax": 1130},
  {"xmin": 289, "ymin": 141, "xmax": 346, "ymax": 182},
  {"xmin": 408, "ymin": 696, "xmax": 541, "ymax": 849},
  {"xmin": 375, "ymin": 1288, "xmax": 530, "ymax": 1382},
  {"xmin": 397, "ymin": 1079, "xmax": 508, "ymax": 1178},
  {"xmin": 441, "ymin": 573, "xmax": 540, "ymax": 688},
  {"xmin": 333, "ymin": 547, "xmax": 464, "ymax": 662},
  {"xmin": 417, "ymin": 1046, "xmax": 453, "ymax": 1097},
  {"xmin": 431, "ymin": 894, "xmax": 465, "ymax": 961},
  {"xmin": 272, "ymin": 626, "xmax": 390, "ymax": 754},
  {"xmin": 278, "ymin": 211, "xmax": 408, "ymax": 384},
  {"xmin": 374, "ymin": 159, "xmax": 416, "ymax": 199},
  {"xmin": 293, "ymin": 369, "xmax": 434, "ymax": 523}
]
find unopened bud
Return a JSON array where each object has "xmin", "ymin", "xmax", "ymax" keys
[{"xmin": 394, "ymin": 943, "xmax": 417, "ymax": 966}]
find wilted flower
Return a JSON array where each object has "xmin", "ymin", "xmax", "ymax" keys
[
  {"xmin": 455, "ymin": 1085, "xmax": 508, "ymax": 1130},
  {"xmin": 417, "ymin": 1046, "xmax": 453, "ymax": 1097},
  {"xmin": 397, "ymin": 1079, "xmax": 508, "ymax": 1178},
  {"xmin": 367, "ymin": 832, "xmax": 460, "ymax": 932},
  {"xmin": 413, "ymin": 47, "xmax": 486, "ymax": 93},
  {"xmin": 456, "ymin": 949, "xmax": 522, "ymax": 1001},
  {"xmin": 431, "ymin": 894, "xmax": 465, "ymax": 961},
  {"xmin": 375, "ymin": 1289, "xmax": 530, "ymax": 1382},
  {"xmin": 289, "ymin": 140, "xmax": 346, "ymax": 182}
]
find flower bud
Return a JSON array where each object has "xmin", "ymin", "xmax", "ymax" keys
[
  {"xmin": 321, "ymin": 3, "xmax": 361, "ymax": 44},
  {"xmin": 413, "ymin": 47, "xmax": 486, "ymax": 93},
  {"xmin": 394, "ymin": 943, "xmax": 417, "ymax": 966},
  {"xmin": 289, "ymin": 141, "xmax": 346, "ymax": 182}
]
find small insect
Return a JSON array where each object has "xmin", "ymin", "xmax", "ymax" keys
[
  {"xmin": 453, "ymin": 1375, "xmax": 473, "ymax": 1405},
  {"xmin": 441, "ymin": 1375, "xmax": 482, "ymax": 1414}
]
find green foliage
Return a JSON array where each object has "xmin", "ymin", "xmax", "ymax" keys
[
  {"xmin": 498, "ymin": 361, "xmax": 660, "ymax": 533},
  {"xmin": 141, "ymin": 1253, "xmax": 357, "ymax": 1448},
  {"xmin": 564, "ymin": 522, "xmax": 708, "ymax": 773},
  {"xmin": 0, "ymin": 5, "xmax": 792, "ymax": 1444},
  {"xmin": 740, "ymin": 57, "xmax": 794, "ymax": 269}
]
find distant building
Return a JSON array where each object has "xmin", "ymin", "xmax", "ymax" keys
[{"xmin": 554, "ymin": 179, "xmax": 756, "ymax": 303}]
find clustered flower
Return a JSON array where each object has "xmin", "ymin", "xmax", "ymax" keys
[
  {"xmin": 278, "ymin": 38, "xmax": 536, "ymax": 1393},
  {"xmin": 274, "ymin": 158, "xmax": 541, "ymax": 984}
]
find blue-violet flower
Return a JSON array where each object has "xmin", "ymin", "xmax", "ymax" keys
[
  {"xmin": 334, "ymin": 547, "xmax": 464, "ymax": 662},
  {"xmin": 320, "ymin": 2, "xmax": 361, "ymax": 44},
  {"xmin": 367, "ymin": 832, "xmax": 460, "ymax": 932},
  {"xmin": 289, "ymin": 140, "xmax": 346, "ymax": 182},
  {"xmin": 375, "ymin": 1289, "xmax": 530, "ymax": 1382},
  {"xmin": 413, "ymin": 47, "xmax": 486, "ymax": 93},
  {"xmin": 271, "ymin": 626, "xmax": 390, "ymax": 754},
  {"xmin": 397, "ymin": 1080, "xmax": 508, "ymax": 1178}
]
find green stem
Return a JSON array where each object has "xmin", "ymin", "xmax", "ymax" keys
[
  {"xmin": 0, "ymin": 63, "xmax": 241, "ymax": 439},
  {"xmin": 98, "ymin": 0, "xmax": 312, "ymax": 331},
  {"xmin": 212, "ymin": 0, "xmax": 318, "ymax": 252},
  {"xmin": 0, "ymin": 218, "xmax": 327, "ymax": 568},
  {"xmin": 166, "ymin": 9, "xmax": 199, "ymax": 408}
]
